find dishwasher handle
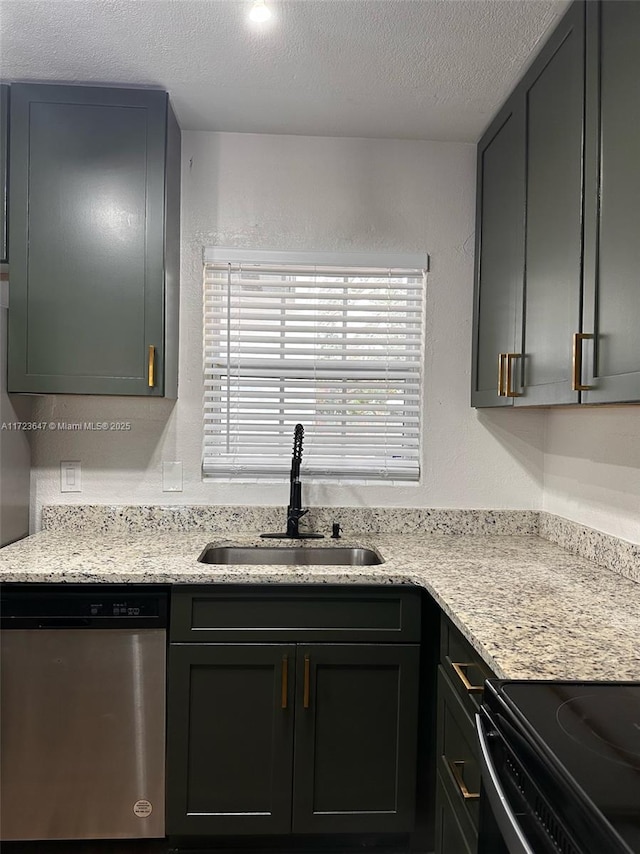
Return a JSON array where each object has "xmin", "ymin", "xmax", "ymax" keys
[
  {"xmin": 34, "ymin": 618, "xmax": 92, "ymax": 629},
  {"xmin": 476, "ymin": 711, "xmax": 536, "ymax": 854}
]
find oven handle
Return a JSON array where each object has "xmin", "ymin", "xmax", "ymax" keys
[{"xmin": 476, "ymin": 711, "xmax": 536, "ymax": 854}]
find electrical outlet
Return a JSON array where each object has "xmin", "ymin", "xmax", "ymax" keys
[
  {"xmin": 162, "ymin": 461, "xmax": 183, "ymax": 492},
  {"xmin": 60, "ymin": 461, "xmax": 82, "ymax": 493}
]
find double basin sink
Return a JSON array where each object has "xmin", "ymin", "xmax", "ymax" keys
[{"xmin": 198, "ymin": 545, "xmax": 383, "ymax": 567}]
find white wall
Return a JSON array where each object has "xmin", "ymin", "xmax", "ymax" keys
[
  {"xmin": 543, "ymin": 408, "xmax": 640, "ymax": 544},
  {"xmin": 29, "ymin": 131, "xmax": 547, "ymax": 528}
]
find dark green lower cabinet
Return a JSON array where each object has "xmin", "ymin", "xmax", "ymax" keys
[
  {"xmin": 167, "ymin": 642, "xmax": 420, "ymax": 838},
  {"xmin": 167, "ymin": 644, "xmax": 296, "ymax": 836},
  {"xmin": 292, "ymin": 644, "xmax": 420, "ymax": 834},
  {"xmin": 434, "ymin": 771, "xmax": 475, "ymax": 854},
  {"xmin": 435, "ymin": 614, "xmax": 496, "ymax": 854}
]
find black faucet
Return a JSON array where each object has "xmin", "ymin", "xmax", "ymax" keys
[
  {"xmin": 261, "ymin": 424, "xmax": 324, "ymax": 540},
  {"xmin": 286, "ymin": 424, "xmax": 307, "ymax": 536}
]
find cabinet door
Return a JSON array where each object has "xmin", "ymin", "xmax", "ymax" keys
[
  {"xmin": 167, "ymin": 644, "xmax": 295, "ymax": 836},
  {"xmin": 0, "ymin": 85, "xmax": 8, "ymax": 263},
  {"xmin": 434, "ymin": 772, "xmax": 476, "ymax": 854},
  {"xmin": 292, "ymin": 643, "xmax": 420, "ymax": 834},
  {"xmin": 582, "ymin": 0, "xmax": 640, "ymax": 402},
  {"xmin": 518, "ymin": 1, "xmax": 585, "ymax": 405},
  {"xmin": 8, "ymin": 83, "xmax": 168, "ymax": 395},
  {"xmin": 471, "ymin": 96, "xmax": 525, "ymax": 407}
]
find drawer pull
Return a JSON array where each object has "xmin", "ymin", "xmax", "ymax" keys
[
  {"xmin": 572, "ymin": 332, "xmax": 594, "ymax": 391},
  {"xmin": 447, "ymin": 758, "xmax": 480, "ymax": 801},
  {"xmin": 451, "ymin": 661, "xmax": 484, "ymax": 694},
  {"xmin": 498, "ymin": 353, "xmax": 507, "ymax": 396},
  {"xmin": 303, "ymin": 654, "xmax": 311, "ymax": 709},
  {"xmin": 148, "ymin": 345, "xmax": 156, "ymax": 388},
  {"xmin": 281, "ymin": 655, "xmax": 288, "ymax": 710},
  {"xmin": 505, "ymin": 352, "xmax": 522, "ymax": 397}
]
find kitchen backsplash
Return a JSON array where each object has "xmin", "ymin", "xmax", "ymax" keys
[
  {"xmin": 539, "ymin": 513, "xmax": 639, "ymax": 585},
  {"xmin": 40, "ymin": 504, "xmax": 639, "ymax": 583},
  {"xmin": 41, "ymin": 505, "xmax": 538, "ymax": 536}
]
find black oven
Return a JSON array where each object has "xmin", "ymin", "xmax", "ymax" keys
[{"xmin": 476, "ymin": 681, "xmax": 640, "ymax": 854}]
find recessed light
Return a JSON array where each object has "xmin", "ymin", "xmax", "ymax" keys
[{"xmin": 249, "ymin": 0, "xmax": 272, "ymax": 23}]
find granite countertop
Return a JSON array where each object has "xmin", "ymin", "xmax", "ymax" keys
[{"xmin": 1, "ymin": 528, "xmax": 639, "ymax": 683}]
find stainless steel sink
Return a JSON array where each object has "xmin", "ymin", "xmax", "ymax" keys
[{"xmin": 198, "ymin": 545, "xmax": 383, "ymax": 566}]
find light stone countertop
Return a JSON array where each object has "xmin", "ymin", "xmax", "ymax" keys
[{"xmin": 1, "ymin": 530, "xmax": 639, "ymax": 682}]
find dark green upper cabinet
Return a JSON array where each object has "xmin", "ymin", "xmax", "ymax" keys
[
  {"xmin": 519, "ymin": 1, "xmax": 585, "ymax": 406},
  {"xmin": 581, "ymin": 0, "xmax": 640, "ymax": 403},
  {"xmin": 7, "ymin": 83, "xmax": 180, "ymax": 396},
  {"xmin": 472, "ymin": 0, "xmax": 639, "ymax": 407},
  {"xmin": 471, "ymin": 97, "xmax": 525, "ymax": 408},
  {"xmin": 0, "ymin": 85, "xmax": 8, "ymax": 264}
]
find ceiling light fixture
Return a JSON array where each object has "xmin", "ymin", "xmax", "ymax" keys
[{"xmin": 249, "ymin": 0, "xmax": 272, "ymax": 23}]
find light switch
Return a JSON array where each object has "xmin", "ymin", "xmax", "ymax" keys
[
  {"xmin": 60, "ymin": 461, "xmax": 82, "ymax": 493},
  {"xmin": 162, "ymin": 461, "xmax": 183, "ymax": 492}
]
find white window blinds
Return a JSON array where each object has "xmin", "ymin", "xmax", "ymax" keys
[{"xmin": 203, "ymin": 255, "xmax": 427, "ymax": 481}]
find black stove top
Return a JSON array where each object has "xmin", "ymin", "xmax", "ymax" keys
[{"xmin": 487, "ymin": 681, "xmax": 640, "ymax": 854}]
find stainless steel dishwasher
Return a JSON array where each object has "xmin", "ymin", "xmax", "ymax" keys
[{"xmin": 0, "ymin": 585, "xmax": 167, "ymax": 841}]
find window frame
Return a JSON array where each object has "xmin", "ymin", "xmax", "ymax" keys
[{"xmin": 202, "ymin": 248, "xmax": 429, "ymax": 484}]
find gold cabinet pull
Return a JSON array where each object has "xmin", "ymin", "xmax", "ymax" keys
[
  {"xmin": 497, "ymin": 353, "xmax": 507, "ymax": 396},
  {"xmin": 446, "ymin": 758, "xmax": 480, "ymax": 800},
  {"xmin": 148, "ymin": 345, "xmax": 156, "ymax": 388},
  {"xmin": 303, "ymin": 654, "xmax": 311, "ymax": 709},
  {"xmin": 281, "ymin": 655, "xmax": 289, "ymax": 710},
  {"xmin": 572, "ymin": 333, "xmax": 594, "ymax": 391},
  {"xmin": 451, "ymin": 662, "xmax": 484, "ymax": 694},
  {"xmin": 505, "ymin": 353, "xmax": 521, "ymax": 397}
]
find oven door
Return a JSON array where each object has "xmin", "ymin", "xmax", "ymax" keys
[
  {"xmin": 476, "ymin": 708, "xmax": 537, "ymax": 854},
  {"xmin": 475, "ymin": 705, "xmax": 604, "ymax": 854},
  {"xmin": 475, "ymin": 704, "xmax": 638, "ymax": 854}
]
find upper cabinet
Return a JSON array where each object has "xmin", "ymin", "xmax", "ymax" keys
[
  {"xmin": 0, "ymin": 85, "xmax": 8, "ymax": 264},
  {"xmin": 472, "ymin": 0, "xmax": 640, "ymax": 408},
  {"xmin": 520, "ymin": 2, "xmax": 584, "ymax": 406},
  {"xmin": 582, "ymin": 0, "xmax": 640, "ymax": 403},
  {"xmin": 7, "ymin": 84, "xmax": 180, "ymax": 397},
  {"xmin": 471, "ymin": 96, "xmax": 525, "ymax": 407}
]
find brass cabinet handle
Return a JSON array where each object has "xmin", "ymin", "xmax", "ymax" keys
[
  {"xmin": 497, "ymin": 353, "xmax": 507, "ymax": 396},
  {"xmin": 303, "ymin": 654, "xmax": 311, "ymax": 709},
  {"xmin": 281, "ymin": 655, "xmax": 288, "ymax": 710},
  {"xmin": 572, "ymin": 333, "xmax": 594, "ymax": 391},
  {"xmin": 446, "ymin": 758, "xmax": 480, "ymax": 800},
  {"xmin": 505, "ymin": 353, "xmax": 521, "ymax": 397},
  {"xmin": 148, "ymin": 345, "xmax": 156, "ymax": 388},
  {"xmin": 451, "ymin": 662, "xmax": 484, "ymax": 694}
]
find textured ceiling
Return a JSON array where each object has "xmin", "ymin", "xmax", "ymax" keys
[{"xmin": 0, "ymin": 0, "xmax": 570, "ymax": 142}]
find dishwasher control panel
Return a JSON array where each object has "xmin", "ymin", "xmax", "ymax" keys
[{"xmin": 0, "ymin": 585, "xmax": 168, "ymax": 629}]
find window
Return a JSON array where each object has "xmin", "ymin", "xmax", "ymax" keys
[{"xmin": 203, "ymin": 250, "xmax": 428, "ymax": 482}]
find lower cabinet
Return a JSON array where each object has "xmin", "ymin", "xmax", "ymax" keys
[
  {"xmin": 167, "ymin": 586, "xmax": 422, "ymax": 839},
  {"xmin": 293, "ymin": 643, "xmax": 420, "ymax": 834},
  {"xmin": 435, "ymin": 615, "xmax": 496, "ymax": 854},
  {"xmin": 167, "ymin": 643, "xmax": 295, "ymax": 835},
  {"xmin": 434, "ymin": 770, "xmax": 476, "ymax": 854}
]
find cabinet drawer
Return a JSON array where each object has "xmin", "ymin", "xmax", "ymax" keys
[
  {"xmin": 171, "ymin": 585, "xmax": 421, "ymax": 643},
  {"xmin": 440, "ymin": 614, "xmax": 495, "ymax": 718},
  {"xmin": 434, "ymin": 769, "xmax": 477, "ymax": 854},
  {"xmin": 436, "ymin": 665, "xmax": 481, "ymax": 834}
]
